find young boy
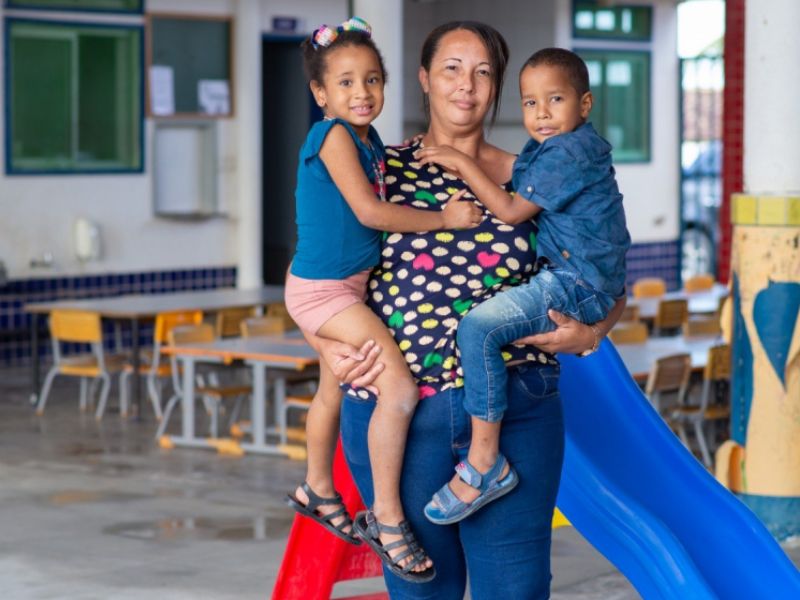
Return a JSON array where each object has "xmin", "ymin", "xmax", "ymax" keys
[{"xmin": 415, "ymin": 48, "xmax": 631, "ymax": 524}]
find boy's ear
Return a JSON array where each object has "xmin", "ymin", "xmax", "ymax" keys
[
  {"xmin": 580, "ymin": 91, "xmax": 593, "ymax": 119},
  {"xmin": 418, "ymin": 66, "xmax": 430, "ymax": 94},
  {"xmin": 310, "ymin": 80, "xmax": 327, "ymax": 109}
]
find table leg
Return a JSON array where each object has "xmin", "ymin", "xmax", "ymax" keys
[
  {"xmin": 29, "ymin": 313, "xmax": 40, "ymax": 405},
  {"xmin": 181, "ymin": 356, "xmax": 196, "ymax": 441},
  {"xmin": 239, "ymin": 363, "xmax": 288, "ymax": 456},
  {"xmin": 274, "ymin": 376, "xmax": 287, "ymax": 445},
  {"xmin": 131, "ymin": 318, "xmax": 141, "ymax": 417}
]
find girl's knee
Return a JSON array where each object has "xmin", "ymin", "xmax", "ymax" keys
[{"xmin": 379, "ymin": 377, "xmax": 419, "ymax": 417}]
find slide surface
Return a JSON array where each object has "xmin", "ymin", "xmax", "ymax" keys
[{"xmin": 556, "ymin": 342, "xmax": 800, "ymax": 600}]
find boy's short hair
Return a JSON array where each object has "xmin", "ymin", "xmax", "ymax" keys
[{"xmin": 521, "ymin": 48, "xmax": 590, "ymax": 96}]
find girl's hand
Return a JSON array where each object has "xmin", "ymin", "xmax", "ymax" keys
[
  {"xmin": 515, "ymin": 310, "xmax": 595, "ymax": 354},
  {"xmin": 402, "ymin": 132, "xmax": 425, "ymax": 146},
  {"xmin": 414, "ymin": 145, "xmax": 469, "ymax": 176},
  {"xmin": 442, "ymin": 190, "xmax": 482, "ymax": 229},
  {"xmin": 316, "ymin": 337, "xmax": 385, "ymax": 395}
]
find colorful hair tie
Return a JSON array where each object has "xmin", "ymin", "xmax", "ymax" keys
[
  {"xmin": 311, "ymin": 25, "xmax": 338, "ymax": 49},
  {"xmin": 339, "ymin": 16, "xmax": 372, "ymax": 37}
]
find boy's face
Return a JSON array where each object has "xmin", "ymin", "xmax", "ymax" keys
[{"xmin": 519, "ymin": 64, "xmax": 593, "ymax": 144}]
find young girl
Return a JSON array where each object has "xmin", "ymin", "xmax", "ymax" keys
[{"xmin": 283, "ymin": 18, "xmax": 481, "ymax": 583}]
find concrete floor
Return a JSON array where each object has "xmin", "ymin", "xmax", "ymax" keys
[{"xmin": 0, "ymin": 366, "xmax": 796, "ymax": 599}]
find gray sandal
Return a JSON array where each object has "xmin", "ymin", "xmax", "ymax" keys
[
  {"xmin": 286, "ymin": 482, "xmax": 361, "ymax": 545},
  {"xmin": 353, "ymin": 509, "xmax": 436, "ymax": 583}
]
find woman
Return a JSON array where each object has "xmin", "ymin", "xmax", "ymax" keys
[{"xmin": 315, "ymin": 21, "xmax": 624, "ymax": 599}]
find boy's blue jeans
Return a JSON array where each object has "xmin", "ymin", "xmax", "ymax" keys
[{"xmin": 458, "ymin": 266, "xmax": 614, "ymax": 423}]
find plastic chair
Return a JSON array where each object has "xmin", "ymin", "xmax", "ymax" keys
[
  {"xmin": 682, "ymin": 315, "xmax": 722, "ymax": 338},
  {"xmin": 644, "ymin": 353, "xmax": 692, "ymax": 416},
  {"xmin": 653, "ymin": 299, "xmax": 688, "ymax": 335},
  {"xmin": 155, "ymin": 323, "xmax": 252, "ymax": 439},
  {"xmin": 215, "ymin": 306, "xmax": 257, "ymax": 338},
  {"xmin": 609, "ymin": 321, "xmax": 649, "ymax": 344},
  {"xmin": 36, "ymin": 310, "xmax": 125, "ymax": 420},
  {"xmin": 684, "ymin": 273, "xmax": 715, "ymax": 293},
  {"xmin": 240, "ymin": 315, "xmax": 289, "ymax": 337},
  {"xmin": 119, "ymin": 310, "xmax": 203, "ymax": 419},
  {"xmin": 619, "ymin": 304, "xmax": 641, "ymax": 323},
  {"xmin": 265, "ymin": 301, "xmax": 298, "ymax": 331},
  {"xmin": 632, "ymin": 277, "xmax": 666, "ymax": 298},
  {"xmin": 672, "ymin": 344, "xmax": 731, "ymax": 468}
]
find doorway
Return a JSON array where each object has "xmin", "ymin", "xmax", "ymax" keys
[{"xmin": 261, "ymin": 36, "xmax": 323, "ymax": 284}]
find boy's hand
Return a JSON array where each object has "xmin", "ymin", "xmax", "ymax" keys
[
  {"xmin": 442, "ymin": 189, "xmax": 482, "ymax": 229},
  {"xmin": 414, "ymin": 145, "xmax": 470, "ymax": 176}
]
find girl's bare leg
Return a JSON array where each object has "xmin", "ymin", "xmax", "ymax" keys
[{"xmin": 317, "ymin": 302, "xmax": 431, "ymax": 572}]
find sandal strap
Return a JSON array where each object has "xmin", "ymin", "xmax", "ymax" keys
[
  {"xmin": 454, "ymin": 454, "xmax": 508, "ymax": 493},
  {"xmin": 363, "ymin": 511, "xmax": 432, "ymax": 574},
  {"xmin": 301, "ymin": 482, "xmax": 344, "ymax": 513}
]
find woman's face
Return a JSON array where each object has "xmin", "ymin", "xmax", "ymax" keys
[{"xmin": 419, "ymin": 29, "xmax": 495, "ymax": 130}]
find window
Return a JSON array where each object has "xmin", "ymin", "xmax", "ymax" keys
[
  {"xmin": 5, "ymin": 0, "xmax": 142, "ymax": 14},
  {"xmin": 573, "ymin": 2, "xmax": 652, "ymax": 41},
  {"xmin": 577, "ymin": 50, "xmax": 650, "ymax": 163},
  {"xmin": 6, "ymin": 19, "xmax": 143, "ymax": 174}
]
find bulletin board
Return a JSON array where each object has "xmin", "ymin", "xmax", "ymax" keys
[{"xmin": 146, "ymin": 14, "xmax": 233, "ymax": 117}]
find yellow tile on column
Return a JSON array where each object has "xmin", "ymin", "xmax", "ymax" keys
[
  {"xmin": 758, "ymin": 196, "xmax": 787, "ymax": 225},
  {"xmin": 731, "ymin": 194, "xmax": 757, "ymax": 225},
  {"xmin": 788, "ymin": 197, "xmax": 800, "ymax": 226}
]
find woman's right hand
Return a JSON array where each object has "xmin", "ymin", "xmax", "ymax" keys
[{"xmin": 315, "ymin": 337, "xmax": 385, "ymax": 395}]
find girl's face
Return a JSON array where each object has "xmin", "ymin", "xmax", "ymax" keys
[
  {"xmin": 418, "ymin": 29, "xmax": 496, "ymax": 131},
  {"xmin": 311, "ymin": 44, "xmax": 385, "ymax": 139}
]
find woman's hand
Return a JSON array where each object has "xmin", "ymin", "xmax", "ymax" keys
[
  {"xmin": 315, "ymin": 337, "xmax": 385, "ymax": 395},
  {"xmin": 515, "ymin": 310, "xmax": 595, "ymax": 354},
  {"xmin": 441, "ymin": 189, "xmax": 482, "ymax": 229}
]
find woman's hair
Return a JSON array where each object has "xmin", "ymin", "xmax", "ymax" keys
[
  {"xmin": 300, "ymin": 30, "xmax": 388, "ymax": 85},
  {"xmin": 419, "ymin": 21, "xmax": 510, "ymax": 126},
  {"xmin": 521, "ymin": 48, "xmax": 590, "ymax": 96}
]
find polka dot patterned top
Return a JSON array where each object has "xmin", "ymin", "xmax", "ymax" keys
[{"xmin": 349, "ymin": 141, "xmax": 558, "ymax": 401}]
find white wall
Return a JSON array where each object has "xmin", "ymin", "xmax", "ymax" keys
[{"xmin": 0, "ymin": 0, "xmax": 346, "ymax": 281}]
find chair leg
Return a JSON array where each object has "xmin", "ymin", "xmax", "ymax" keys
[
  {"xmin": 36, "ymin": 367, "xmax": 60, "ymax": 416},
  {"xmin": 694, "ymin": 420, "xmax": 713, "ymax": 468},
  {"xmin": 79, "ymin": 378, "xmax": 89, "ymax": 412},
  {"xmin": 147, "ymin": 373, "xmax": 163, "ymax": 421},
  {"xmin": 119, "ymin": 371, "xmax": 131, "ymax": 418},
  {"xmin": 94, "ymin": 374, "xmax": 112, "ymax": 421},
  {"xmin": 228, "ymin": 396, "xmax": 245, "ymax": 430},
  {"xmin": 155, "ymin": 394, "xmax": 180, "ymax": 440},
  {"xmin": 207, "ymin": 397, "xmax": 219, "ymax": 438},
  {"xmin": 676, "ymin": 421, "xmax": 691, "ymax": 450}
]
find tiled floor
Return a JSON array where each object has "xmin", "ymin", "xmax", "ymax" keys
[{"xmin": 0, "ymin": 367, "xmax": 796, "ymax": 599}]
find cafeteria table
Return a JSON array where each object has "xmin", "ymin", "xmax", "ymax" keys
[{"xmin": 24, "ymin": 286, "xmax": 285, "ymax": 414}]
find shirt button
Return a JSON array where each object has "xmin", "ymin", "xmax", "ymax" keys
[
  {"xmin": 562, "ymin": 249, "xmax": 571, "ymax": 259},
  {"xmin": 526, "ymin": 185, "xmax": 534, "ymax": 194}
]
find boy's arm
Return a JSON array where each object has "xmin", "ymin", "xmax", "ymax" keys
[
  {"xmin": 415, "ymin": 145, "xmax": 541, "ymax": 225},
  {"xmin": 319, "ymin": 125, "xmax": 481, "ymax": 232}
]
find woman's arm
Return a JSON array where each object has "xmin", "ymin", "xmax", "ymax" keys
[
  {"xmin": 415, "ymin": 145, "xmax": 540, "ymax": 224},
  {"xmin": 516, "ymin": 296, "xmax": 626, "ymax": 354},
  {"xmin": 319, "ymin": 125, "xmax": 482, "ymax": 231}
]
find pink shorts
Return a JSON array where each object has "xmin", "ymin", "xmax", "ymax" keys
[{"xmin": 284, "ymin": 270, "xmax": 370, "ymax": 335}]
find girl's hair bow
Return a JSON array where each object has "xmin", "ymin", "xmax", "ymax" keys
[{"xmin": 311, "ymin": 17, "xmax": 372, "ymax": 49}]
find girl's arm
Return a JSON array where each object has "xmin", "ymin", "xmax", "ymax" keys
[
  {"xmin": 415, "ymin": 145, "xmax": 541, "ymax": 225},
  {"xmin": 319, "ymin": 125, "xmax": 482, "ymax": 232}
]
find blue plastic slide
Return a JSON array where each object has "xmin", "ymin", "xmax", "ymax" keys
[{"xmin": 556, "ymin": 342, "xmax": 800, "ymax": 599}]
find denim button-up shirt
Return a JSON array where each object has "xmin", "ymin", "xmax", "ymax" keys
[{"xmin": 512, "ymin": 122, "xmax": 631, "ymax": 298}]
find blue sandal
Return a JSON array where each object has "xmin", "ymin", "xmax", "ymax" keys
[{"xmin": 424, "ymin": 454, "xmax": 519, "ymax": 525}]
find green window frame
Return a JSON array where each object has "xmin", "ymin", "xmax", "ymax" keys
[
  {"xmin": 573, "ymin": 1, "xmax": 652, "ymax": 41},
  {"xmin": 577, "ymin": 49, "xmax": 651, "ymax": 163},
  {"xmin": 4, "ymin": 0, "xmax": 143, "ymax": 14},
  {"xmin": 5, "ymin": 18, "xmax": 143, "ymax": 174}
]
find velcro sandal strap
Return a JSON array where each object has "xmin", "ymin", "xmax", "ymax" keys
[{"xmin": 455, "ymin": 460, "xmax": 484, "ymax": 490}]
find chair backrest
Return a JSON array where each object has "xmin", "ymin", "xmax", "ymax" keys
[
  {"xmin": 168, "ymin": 323, "xmax": 216, "ymax": 346},
  {"xmin": 619, "ymin": 304, "xmax": 640, "ymax": 323},
  {"xmin": 215, "ymin": 306, "xmax": 257, "ymax": 338},
  {"xmin": 682, "ymin": 315, "xmax": 721, "ymax": 338},
  {"xmin": 609, "ymin": 321, "xmax": 649, "ymax": 344},
  {"xmin": 684, "ymin": 273, "xmax": 715, "ymax": 293},
  {"xmin": 154, "ymin": 310, "xmax": 204, "ymax": 344},
  {"xmin": 240, "ymin": 316, "xmax": 287, "ymax": 337},
  {"xmin": 265, "ymin": 302, "xmax": 298, "ymax": 330},
  {"xmin": 632, "ymin": 277, "xmax": 666, "ymax": 298},
  {"xmin": 704, "ymin": 344, "xmax": 731, "ymax": 381},
  {"xmin": 49, "ymin": 310, "xmax": 102, "ymax": 343},
  {"xmin": 654, "ymin": 299, "xmax": 688, "ymax": 331},
  {"xmin": 645, "ymin": 353, "xmax": 692, "ymax": 413}
]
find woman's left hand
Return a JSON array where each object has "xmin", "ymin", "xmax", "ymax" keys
[{"xmin": 515, "ymin": 309, "xmax": 594, "ymax": 354}]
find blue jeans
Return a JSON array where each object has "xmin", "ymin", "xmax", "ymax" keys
[
  {"xmin": 458, "ymin": 267, "xmax": 612, "ymax": 422},
  {"xmin": 341, "ymin": 363, "xmax": 565, "ymax": 600}
]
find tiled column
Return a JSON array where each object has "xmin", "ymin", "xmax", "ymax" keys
[{"xmin": 723, "ymin": 0, "xmax": 800, "ymax": 540}]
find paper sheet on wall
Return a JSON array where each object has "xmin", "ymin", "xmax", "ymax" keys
[
  {"xmin": 198, "ymin": 80, "xmax": 230, "ymax": 115},
  {"xmin": 149, "ymin": 65, "xmax": 175, "ymax": 116}
]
